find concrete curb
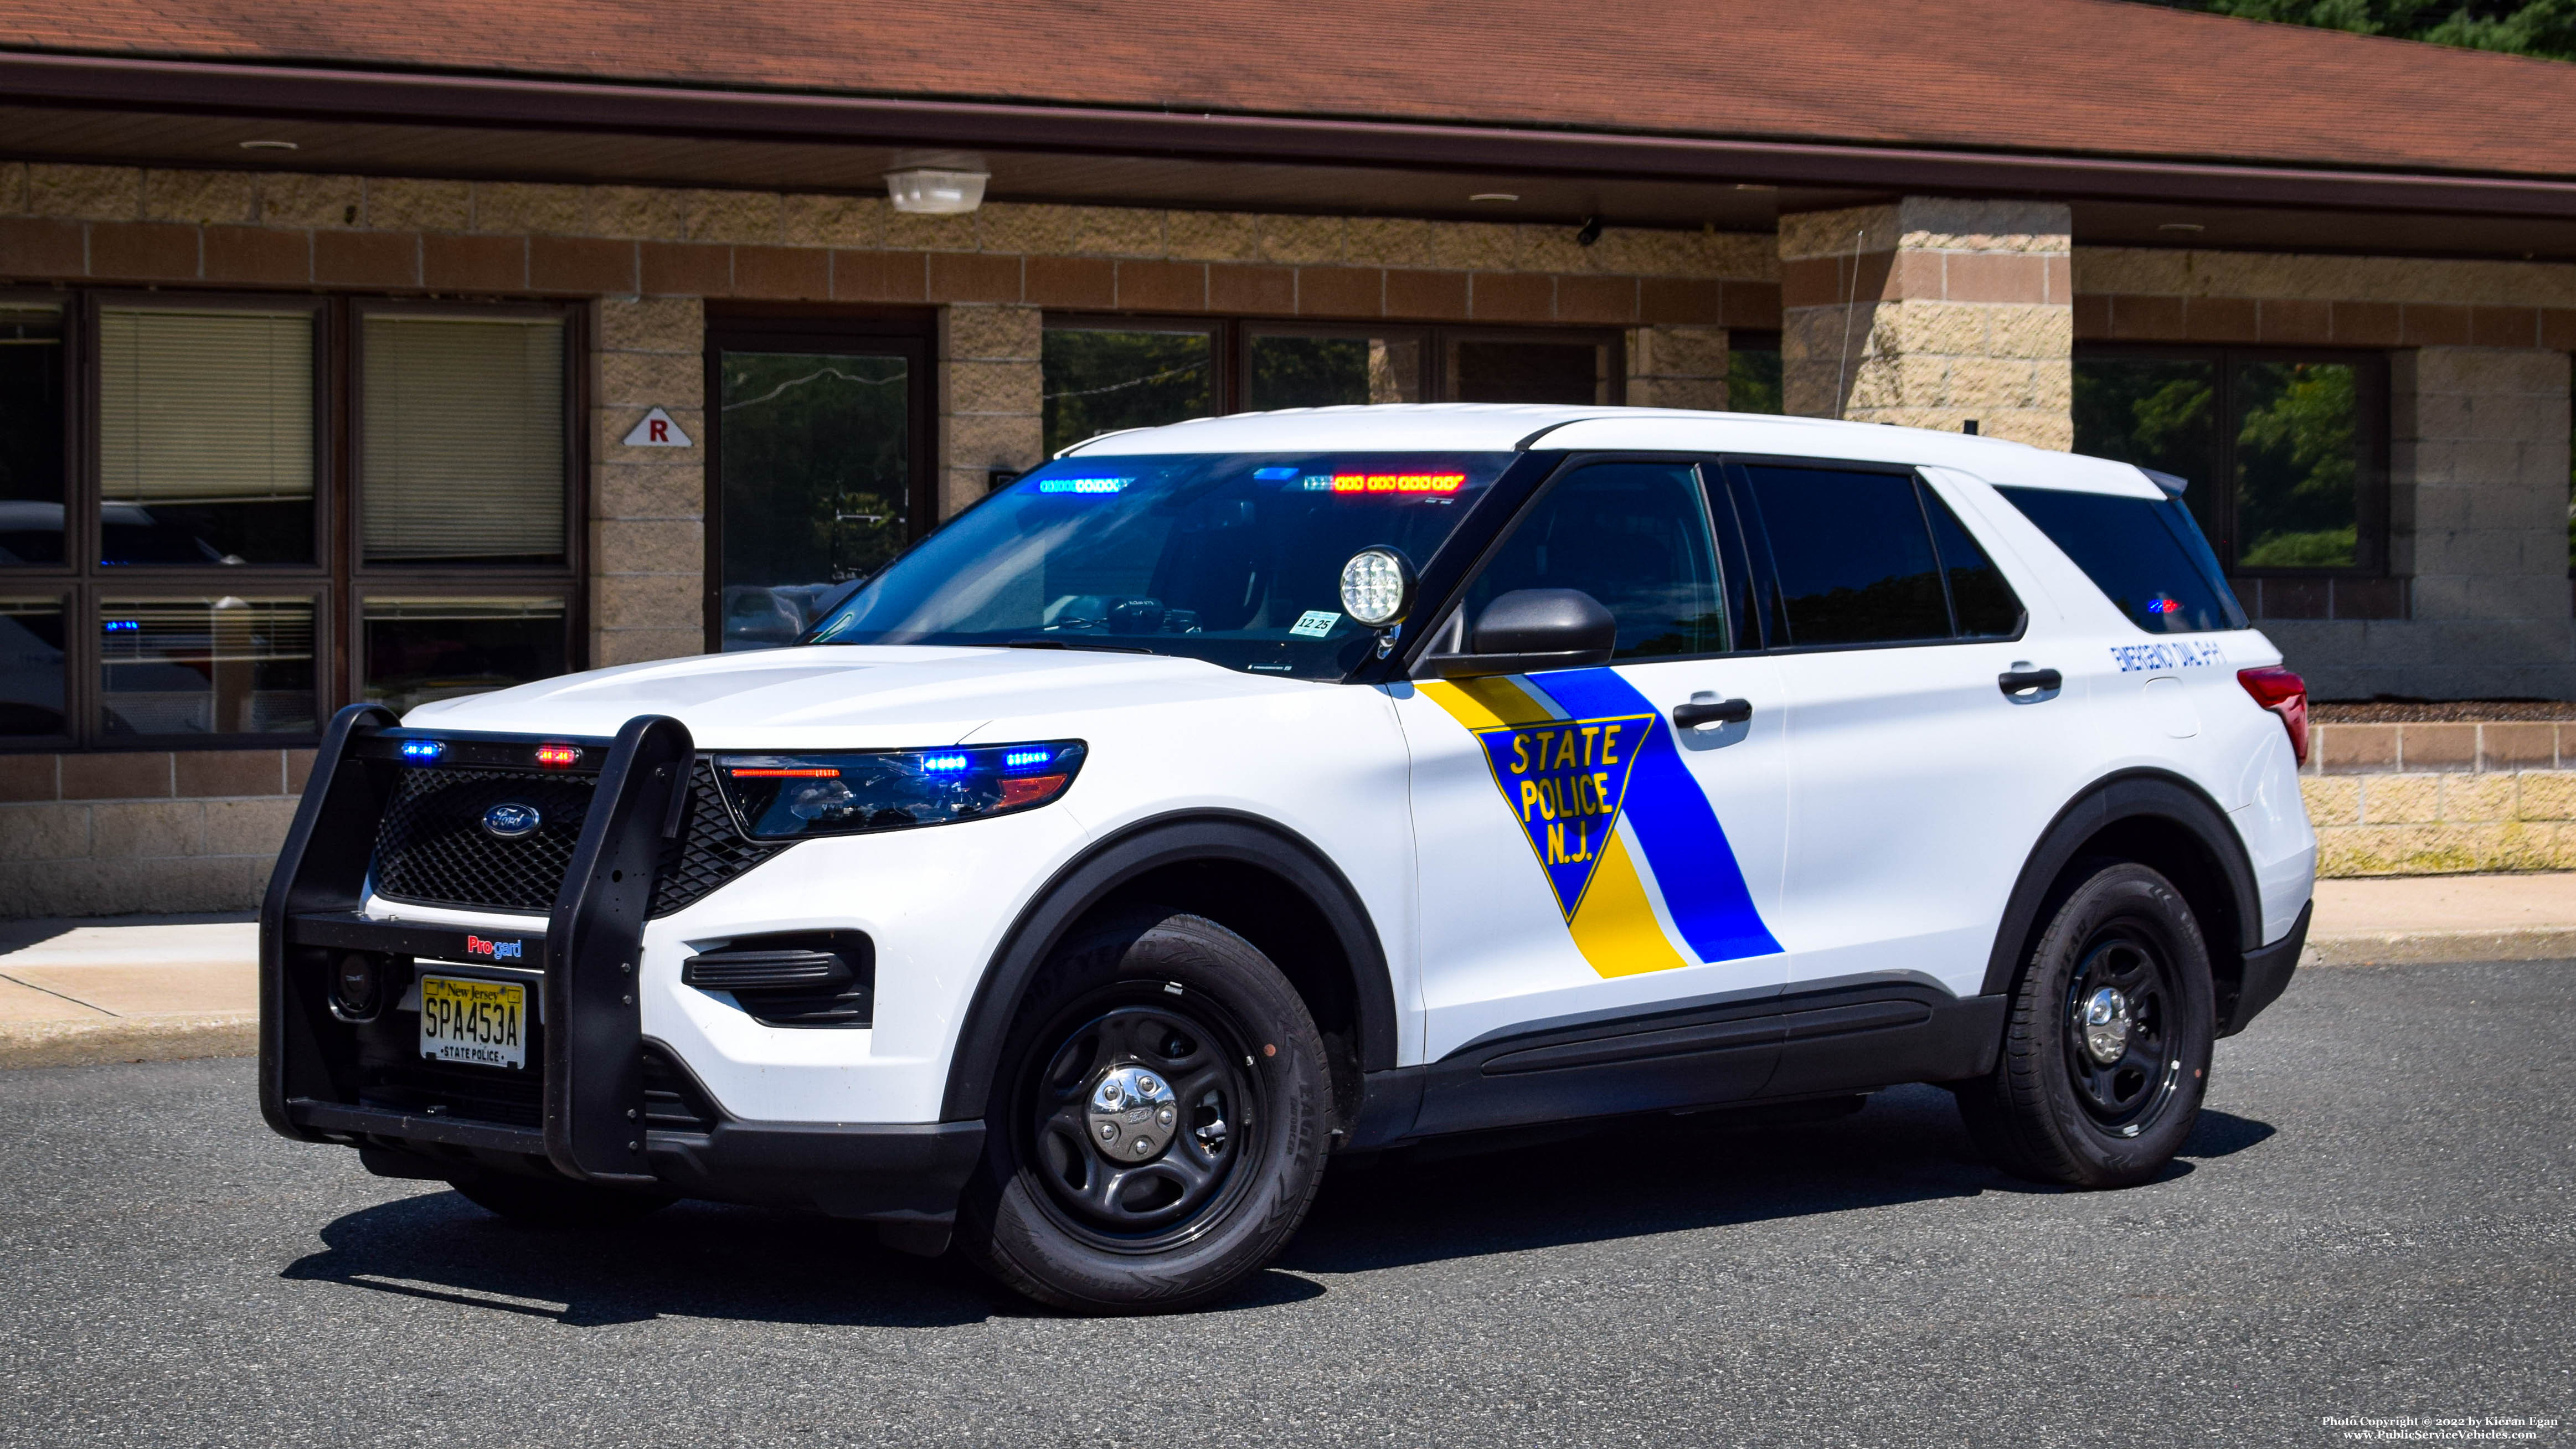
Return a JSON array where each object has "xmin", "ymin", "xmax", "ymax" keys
[
  {"xmin": 0, "ymin": 1012, "xmax": 256, "ymax": 1070},
  {"xmin": 2302, "ymin": 929, "xmax": 2576, "ymax": 967}
]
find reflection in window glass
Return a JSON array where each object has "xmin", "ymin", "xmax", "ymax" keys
[
  {"xmin": 0, "ymin": 305, "xmax": 65, "ymax": 565},
  {"xmin": 1247, "ymin": 333, "xmax": 1421, "ymax": 410},
  {"xmin": 1463, "ymin": 463, "xmax": 1723, "ymax": 658},
  {"xmin": 718, "ymin": 350, "xmax": 910, "ymax": 652},
  {"xmin": 363, "ymin": 314, "xmax": 565, "ymax": 561},
  {"xmin": 2072, "ymin": 355, "xmax": 2218, "ymax": 489},
  {"xmin": 96, "ymin": 307, "xmax": 314, "ymax": 566},
  {"xmin": 99, "ymin": 596, "xmax": 315, "ymax": 737},
  {"xmin": 1727, "ymin": 336, "xmax": 1784, "ymax": 415},
  {"xmin": 1740, "ymin": 467, "xmax": 1951, "ymax": 647},
  {"xmin": 0, "ymin": 597, "xmax": 65, "ymax": 736},
  {"xmin": 2234, "ymin": 360, "xmax": 2361, "ymax": 569},
  {"xmin": 1042, "ymin": 328, "xmax": 1214, "ymax": 455},
  {"xmin": 1447, "ymin": 338, "xmax": 1609, "ymax": 404},
  {"xmin": 363, "ymin": 596, "xmax": 566, "ymax": 714},
  {"xmin": 1998, "ymin": 487, "xmax": 2247, "ymax": 634}
]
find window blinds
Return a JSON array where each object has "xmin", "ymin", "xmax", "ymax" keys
[
  {"xmin": 363, "ymin": 314, "xmax": 566, "ymax": 560},
  {"xmin": 97, "ymin": 308, "xmax": 315, "ymax": 505}
]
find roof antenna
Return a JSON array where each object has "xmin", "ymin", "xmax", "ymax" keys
[{"xmin": 1832, "ymin": 226, "xmax": 1863, "ymax": 421}]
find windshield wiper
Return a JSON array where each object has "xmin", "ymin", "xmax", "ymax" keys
[{"xmin": 1001, "ymin": 637, "xmax": 1155, "ymax": 654}]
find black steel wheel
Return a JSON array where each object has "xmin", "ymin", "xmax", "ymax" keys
[
  {"xmin": 1022, "ymin": 999, "xmax": 1259, "ymax": 1247},
  {"xmin": 955, "ymin": 909, "xmax": 1331, "ymax": 1313},
  {"xmin": 1957, "ymin": 860, "xmax": 2216, "ymax": 1189}
]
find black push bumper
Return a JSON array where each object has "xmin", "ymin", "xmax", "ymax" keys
[
  {"xmin": 258, "ymin": 704, "xmax": 983, "ymax": 1222},
  {"xmin": 2220, "ymin": 899, "xmax": 2310, "ymax": 1037}
]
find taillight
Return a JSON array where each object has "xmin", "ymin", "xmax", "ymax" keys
[{"xmin": 2237, "ymin": 666, "xmax": 2308, "ymax": 765}]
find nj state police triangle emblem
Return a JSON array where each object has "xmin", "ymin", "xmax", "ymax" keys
[{"xmin": 1471, "ymin": 711, "xmax": 1657, "ymax": 920}]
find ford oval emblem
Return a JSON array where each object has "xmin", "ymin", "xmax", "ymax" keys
[{"xmin": 482, "ymin": 801, "xmax": 542, "ymax": 839}]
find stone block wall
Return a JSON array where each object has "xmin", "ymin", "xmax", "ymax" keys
[
  {"xmin": 2304, "ymin": 719, "xmax": 2576, "ymax": 875},
  {"xmin": 0, "ymin": 749, "xmax": 311, "ymax": 916},
  {"xmin": 1779, "ymin": 197, "xmax": 2074, "ymax": 448}
]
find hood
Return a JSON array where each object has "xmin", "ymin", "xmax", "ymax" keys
[{"xmin": 402, "ymin": 644, "xmax": 1305, "ymax": 749}]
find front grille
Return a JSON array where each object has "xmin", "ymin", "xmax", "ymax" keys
[
  {"xmin": 370, "ymin": 759, "xmax": 784, "ymax": 918},
  {"xmin": 374, "ymin": 767, "xmax": 595, "ymax": 913}
]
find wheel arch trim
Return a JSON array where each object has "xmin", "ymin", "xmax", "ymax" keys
[
  {"xmin": 1980, "ymin": 769, "xmax": 2264, "ymax": 1000},
  {"xmin": 937, "ymin": 809, "xmax": 1400, "ymax": 1122}
]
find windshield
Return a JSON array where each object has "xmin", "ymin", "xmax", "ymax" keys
[{"xmin": 807, "ymin": 452, "xmax": 1515, "ymax": 677}]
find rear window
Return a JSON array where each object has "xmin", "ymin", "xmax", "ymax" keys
[{"xmin": 1995, "ymin": 486, "xmax": 2247, "ymax": 634}]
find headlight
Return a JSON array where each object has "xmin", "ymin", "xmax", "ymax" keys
[{"xmin": 713, "ymin": 741, "xmax": 1086, "ymax": 840}]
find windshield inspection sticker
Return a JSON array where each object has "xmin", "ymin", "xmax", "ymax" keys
[
  {"xmin": 1290, "ymin": 610, "xmax": 1341, "ymax": 638},
  {"xmin": 2111, "ymin": 640, "xmax": 2225, "ymax": 673}
]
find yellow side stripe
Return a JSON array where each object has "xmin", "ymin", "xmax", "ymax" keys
[
  {"xmin": 1567, "ymin": 827, "xmax": 1694, "ymax": 977},
  {"xmin": 1418, "ymin": 677, "xmax": 1555, "ymax": 729}
]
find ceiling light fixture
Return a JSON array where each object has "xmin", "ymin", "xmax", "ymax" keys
[
  {"xmin": 238, "ymin": 140, "xmax": 299, "ymax": 152},
  {"xmin": 1469, "ymin": 192, "xmax": 1519, "ymax": 202},
  {"xmin": 884, "ymin": 151, "xmax": 990, "ymax": 215},
  {"xmin": 2157, "ymin": 221, "xmax": 2206, "ymax": 233}
]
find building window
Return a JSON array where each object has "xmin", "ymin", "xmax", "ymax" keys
[
  {"xmin": 1040, "ymin": 318, "xmax": 1625, "ymax": 455},
  {"xmin": 0, "ymin": 291, "xmax": 582, "ymax": 752},
  {"xmin": 2074, "ymin": 346, "xmax": 2389, "ymax": 577},
  {"xmin": 1726, "ymin": 331, "xmax": 1784, "ymax": 414}
]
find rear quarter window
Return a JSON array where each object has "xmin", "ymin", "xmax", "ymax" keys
[{"xmin": 1995, "ymin": 486, "xmax": 2248, "ymax": 634}]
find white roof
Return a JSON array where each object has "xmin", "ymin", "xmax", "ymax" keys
[{"xmin": 1060, "ymin": 404, "xmax": 2165, "ymax": 498}]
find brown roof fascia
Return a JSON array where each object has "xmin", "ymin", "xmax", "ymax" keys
[{"xmin": 9, "ymin": 47, "xmax": 2576, "ymax": 220}]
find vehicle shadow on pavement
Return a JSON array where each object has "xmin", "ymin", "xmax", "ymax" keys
[
  {"xmin": 1282, "ymin": 1086, "xmax": 2280, "ymax": 1277},
  {"xmin": 282, "ymin": 1190, "xmax": 1000, "ymax": 1328}
]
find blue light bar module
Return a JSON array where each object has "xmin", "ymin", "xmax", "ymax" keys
[{"xmin": 713, "ymin": 741, "xmax": 1088, "ymax": 840}]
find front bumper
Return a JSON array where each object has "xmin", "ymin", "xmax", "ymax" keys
[{"xmin": 259, "ymin": 705, "xmax": 985, "ymax": 1221}]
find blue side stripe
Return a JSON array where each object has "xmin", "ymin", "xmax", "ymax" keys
[{"xmin": 1526, "ymin": 668, "xmax": 1784, "ymax": 963}]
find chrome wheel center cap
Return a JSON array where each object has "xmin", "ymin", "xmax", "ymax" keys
[
  {"xmin": 1086, "ymin": 1065, "xmax": 1179, "ymax": 1163},
  {"xmin": 2080, "ymin": 987, "xmax": 2133, "ymax": 1065}
]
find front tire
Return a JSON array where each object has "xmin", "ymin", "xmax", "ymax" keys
[
  {"xmin": 1957, "ymin": 861, "xmax": 2216, "ymax": 1188},
  {"xmin": 955, "ymin": 910, "xmax": 1331, "ymax": 1314}
]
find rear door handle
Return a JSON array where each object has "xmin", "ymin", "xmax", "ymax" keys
[
  {"xmin": 1672, "ymin": 698, "xmax": 1753, "ymax": 729},
  {"xmin": 1998, "ymin": 667, "xmax": 2062, "ymax": 697}
]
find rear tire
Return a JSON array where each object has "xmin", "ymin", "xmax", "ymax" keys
[
  {"xmin": 1957, "ymin": 860, "xmax": 2215, "ymax": 1188},
  {"xmin": 954, "ymin": 909, "xmax": 1331, "ymax": 1314},
  {"xmin": 448, "ymin": 1173, "xmax": 674, "ymax": 1227}
]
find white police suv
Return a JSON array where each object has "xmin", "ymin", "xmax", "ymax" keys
[{"xmin": 260, "ymin": 404, "xmax": 2315, "ymax": 1312}]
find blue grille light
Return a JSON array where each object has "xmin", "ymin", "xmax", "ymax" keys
[
  {"xmin": 1002, "ymin": 748, "xmax": 1052, "ymax": 770},
  {"xmin": 399, "ymin": 739, "xmax": 444, "ymax": 764},
  {"xmin": 102, "ymin": 619, "xmax": 140, "ymax": 632},
  {"xmin": 917, "ymin": 752, "xmax": 971, "ymax": 772}
]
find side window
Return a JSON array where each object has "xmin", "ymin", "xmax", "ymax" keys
[
  {"xmin": 1733, "ymin": 465, "xmax": 1951, "ymax": 647},
  {"xmin": 1460, "ymin": 461, "xmax": 1725, "ymax": 658},
  {"xmin": 1920, "ymin": 487, "xmax": 2027, "ymax": 638}
]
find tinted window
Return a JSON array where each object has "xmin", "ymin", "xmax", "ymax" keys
[
  {"xmin": 1462, "ymin": 462, "xmax": 1723, "ymax": 658},
  {"xmin": 1737, "ymin": 466, "xmax": 1950, "ymax": 647},
  {"xmin": 1997, "ymin": 486, "xmax": 2248, "ymax": 633},
  {"xmin": 1920, "ymin": 489, "xmax": 2026, "ymax": 638}
]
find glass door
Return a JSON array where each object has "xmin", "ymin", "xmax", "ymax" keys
[{"xmin": 706, "ymin": 320, "xmax": 931, "ymax": 651}]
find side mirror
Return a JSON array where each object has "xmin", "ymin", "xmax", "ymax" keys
[{"xmin": 1426, "ymin": 589, "xmax": 1616, "ymax": 679}]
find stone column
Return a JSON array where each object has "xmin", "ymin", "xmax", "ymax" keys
[
  {"xmin": 593, "ymin": 295, "xmax": 708, "ymax": 666},
  {"xmin": 938, "ymin": 303, "xmax": 1045, "ymax": 519},
  {"xmin": 1779, "ymin": 198, "xmax": 2073, "ymax": 448},
  {"xmin": 1624, "ymin": 323, "xmax": 1730, "ymax": 410}
]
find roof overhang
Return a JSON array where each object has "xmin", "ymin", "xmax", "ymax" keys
[{"xmin": 10, "ymin": 48, "xmax": 2576, "ymax": 257}]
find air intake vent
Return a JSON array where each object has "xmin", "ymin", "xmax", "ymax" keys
[{"xmin": 681, "ymin": 930, "xmax": 873, "ymax": 1028}]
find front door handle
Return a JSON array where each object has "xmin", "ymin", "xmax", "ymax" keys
[
  {"xmin": 1672, "ymin": 697, "xmax": 1753, "ymax": 729},
  {"xmin": 1998, "ymin": 667, "xmax": 2062, "ymax": 698}
]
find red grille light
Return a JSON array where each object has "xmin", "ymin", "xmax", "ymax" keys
[
  {"xmin": 2237, "ymin": 666, "xmax": 2309, "ymax": 766},
  {"xmin": 534, "ymin": 744, "xmax": 583, "ymax": 768}
]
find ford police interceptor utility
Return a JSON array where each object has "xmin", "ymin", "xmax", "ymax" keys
[{"xmin": 259, "ymin": 404, "xmax": 2315, "ymax": 1313}]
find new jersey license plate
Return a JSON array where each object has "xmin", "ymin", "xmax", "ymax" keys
[{"xmin": 418, "ymin": 975, "xmax": 527, "ymax": 1070}]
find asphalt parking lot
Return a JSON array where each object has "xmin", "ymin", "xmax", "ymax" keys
[{"xmin": 2, "ymin": 958, "xmax": 2568, "ymax": 1448}]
